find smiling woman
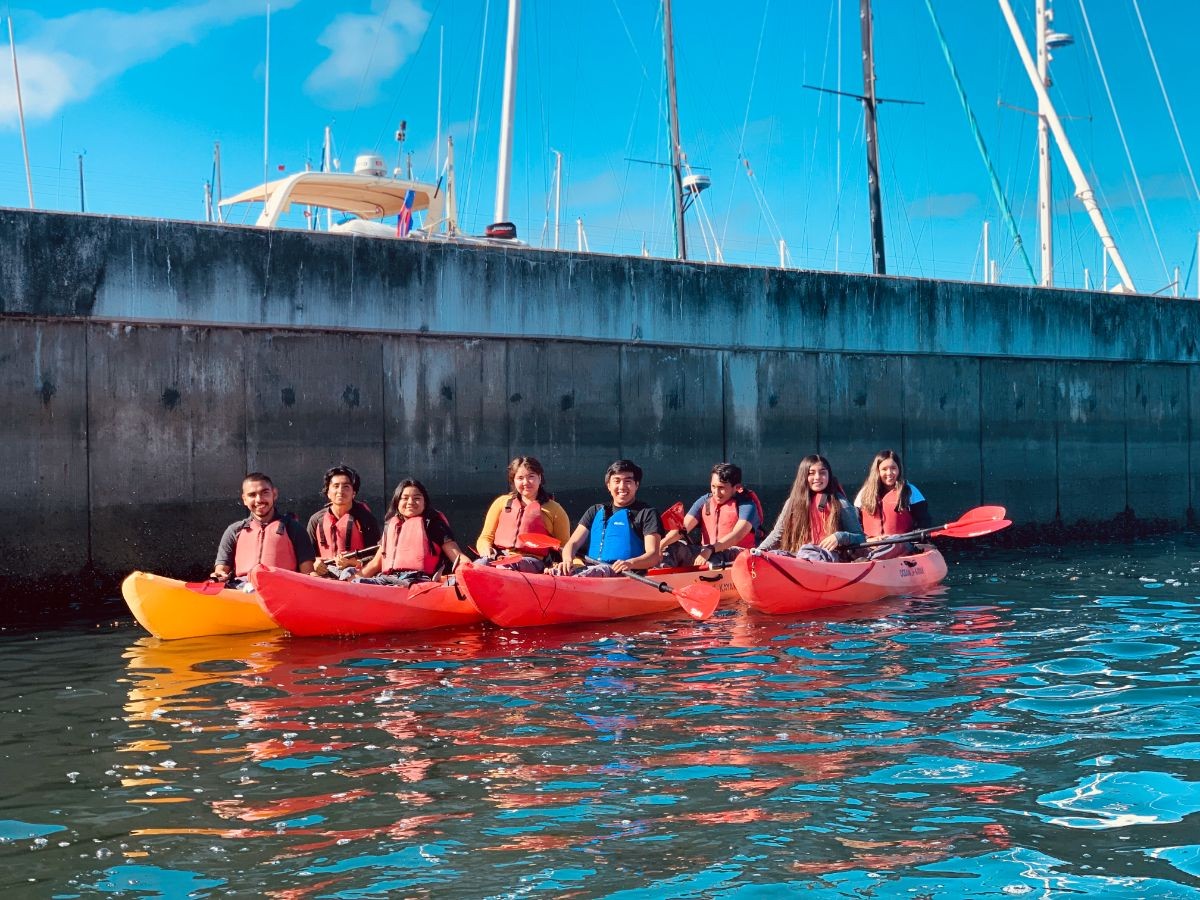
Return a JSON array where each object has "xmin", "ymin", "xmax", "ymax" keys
[
  {"xmin": 758, "ymin": 454, "xmax": 865, "ymax": 556},
  {"xmin": 354, "ymin": 478, "xmax": 464, "ymax": 584}
]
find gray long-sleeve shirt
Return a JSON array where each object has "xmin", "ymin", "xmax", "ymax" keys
[{"xmin": 758, "ymin": 495, "xmax": 866, "ymax": 552}]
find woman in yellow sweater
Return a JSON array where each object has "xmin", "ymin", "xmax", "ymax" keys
[{"xmin": 475, "ymin": 456, "xmax": 571, "ymax": 573}]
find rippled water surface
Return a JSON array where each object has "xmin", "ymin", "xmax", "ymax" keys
[{"xmin": 3, "ymin": 538, "xmax": 1200, "ymax": 897}]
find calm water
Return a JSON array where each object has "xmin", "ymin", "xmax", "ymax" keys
[{"xmin": 2, "ymin": 538, "xmax": 1200, "ymax": 898}]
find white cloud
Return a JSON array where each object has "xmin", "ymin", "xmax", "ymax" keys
[
  {"xmin": 304, "ymin": 0, "xmax": 431, "ymax": 108},
  {"xmin": 0, "ymin": 0, "xmax": 300, "ymax": 127}
]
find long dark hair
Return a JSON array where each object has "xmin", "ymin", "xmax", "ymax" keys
[
  {"xmin": 385, "ymin": 478, "xmax": 432, "ymax": 521},
  {"xmin": 778, "ymin": 454, "xmax": 845, "ymax": 551},
  {"xmin": 857, "ymin": 449, "xmax": 911, "ymax": 517},
  {"xmin": 506, "ymin": 456, "xmax": 551, "ymax": 503}
]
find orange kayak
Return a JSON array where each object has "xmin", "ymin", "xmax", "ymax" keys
[
  {"xmin": 732, "ymin": 547, "xmax": 947, "ymax": 615},
  {"xmin": 251, "ymin": 565, "xmax": 483, "ymax": 636},
  {"xmin": 457, "ymin": 562, "xmax": 736, "ymax": 628},
  {"xmin": 121, "ymin": 571, "xmax": 279, "ymax": 640}
]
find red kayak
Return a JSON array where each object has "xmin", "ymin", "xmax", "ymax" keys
[
  {"xmin": 732, "ymin": 547, "xmax": 947, "ymax": 615},
  {"xmin": 251, "ymin": 565, "xmax": 483, "ymax": 636},
  {"xmin": 457, "ymin": 562, "xmax": 736, "ymax": 628}
]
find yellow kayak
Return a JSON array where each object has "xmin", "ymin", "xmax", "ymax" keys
[{"xmin": 121, "ymin": 571, "xmax": 280, "ymax": 640}]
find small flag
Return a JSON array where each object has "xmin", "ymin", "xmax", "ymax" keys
[{"xmin": 396, "ymin": 189, "xmax": 415, "ymax": 237}]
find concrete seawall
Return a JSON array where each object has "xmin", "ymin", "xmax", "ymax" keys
[{"xmin": 1, "ymin": 208, "xmax": 1195, "ymax": 609}]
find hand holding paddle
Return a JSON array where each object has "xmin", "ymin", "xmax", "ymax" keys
[
  {"xmin": 313, "ymin": 544, "xmax": 380, "ymax": 577},
  {"xmin": 861, "ymin": 505, "xmax": 1011, "ymax": 548}
]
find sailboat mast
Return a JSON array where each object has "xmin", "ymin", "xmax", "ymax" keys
[
  {"xmin": 663, "ymin": 0, "xmax": 687, "ymax": 260},
  {"xmin": 7, "ymin": 16, "xmax": 33, "ymax": 207},
  {"xmin": 997, "ymin": 0, "xmax": 1135, "ymax": 291},
  {"xmin": 493, "ymin": 0, "xmax": 520, "ymax": 225},
  {"xmin": 860, "ymin": 0, "xmax": 886, "ymax": 275},
  {"xmin": 1036, "ymin": 0, "xmax": 1053, "ymax": 286}
]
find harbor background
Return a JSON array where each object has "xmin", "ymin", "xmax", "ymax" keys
[{"xmin": 1, "ymin": 207, "xmax": 1196, "ymax": 613}]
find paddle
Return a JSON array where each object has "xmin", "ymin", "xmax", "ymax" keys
[
  {"xmin": 660, "ymin": 501, "xmax": 687, "ymax": 533},
  {"xmin": 185, "ymin": 579, "xmax": 229, "ymax": 595},
  {"xmin": 510, "ymin": 533, "xmax": 561, "ymax": 552},
  {"xmin": 321, "ymin": 544, "xmax": 380, "ymax": 564},
  {"xmin": 581, "ymin": 556, "xmax": 719, "ymax": 620},
  {"xmin": 515, "ymin": 532, "xmax": 721, "ymax": 621},
  {"xmin": 861, "ymin": 505, "xmax": 1011, "ymax": 548}
]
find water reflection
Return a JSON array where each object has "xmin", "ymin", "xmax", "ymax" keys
[{"xmin": 3, "ymin": 539, "xmax": 1200, "ymax": 896}]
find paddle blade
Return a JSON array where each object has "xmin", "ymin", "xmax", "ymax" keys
[
  {"xmin": 954, "ymin": 505, "xmax": 1007, "ymax": 525},
  {"xmin": 675, "ymin": 582, "xmax": 721, "ymax": 620},
  {"xmin": 661, "ymin": 502, "xmax": 686, "ymax": 533},
  {"xmin": 934, "ymin": 518, "xmax": 1012, "ymax": 539},
  {"xmin": 516, "ymin": 532, "xmax": 562, "ymax": 551},
  {"xmin": 185, "ymin": 580, "xmax": 228, "ymax": 595}
]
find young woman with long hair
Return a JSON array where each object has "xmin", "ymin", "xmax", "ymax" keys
[
  {"xmin": 354, "ymin": 478, "xmax": 464, "ymax": 584},
  {"xmin": 759, "ymin": 454, "xmax": 865, "ymax": 555},
  {"xmin": 854, "ymin": 449, "xmax": 930, "ymax": 539}
]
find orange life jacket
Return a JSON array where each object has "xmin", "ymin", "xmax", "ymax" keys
[
  {"xmin": 380, "ymin": 513, "xmax": 447, "ymax": 575},
  {"xmin": 493, "ymin": 495, "xmax": 549, "ymax": 550},
  {"xmin": 699, "ymin": 488, "xmax": 763, "ymax": 549},
  {"xmin": 233, "ymin": 516, "xmax": 299, "ymax": 577},
  {"xmin": 314, "ymin": 505, "xmax": 369, "ymax": 557},
  {"xmin": 860, "ymin": 487, "xmax": 914, "ymax": 538}
]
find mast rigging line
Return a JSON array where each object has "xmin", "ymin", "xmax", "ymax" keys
[
  {"xmin": 1131, "ymin": 0, "xmax": 1200, "ymax": 209},
  {"xmin": 1076, "ymin": 0, "xmax": 1169, "ymax": 283},
  {"xmin": 923, "ymin": 0, "xmax": 1035, "ymax": 284},
  {"xmin": 722, "ymin": 0, "xmax": 772, "ymax": 249}
]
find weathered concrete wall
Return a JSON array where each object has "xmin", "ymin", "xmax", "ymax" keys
[
  {"xmin": 0, "ymin": 207, "xmax": 1196, "ymax": 609},
  {"xmin": 5, "ymin": 207, "xmax": 1200, "ymax": 361}
]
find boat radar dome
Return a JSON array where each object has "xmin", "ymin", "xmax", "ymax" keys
[
  {"xmin": 682, "ymin": 173, "xmax": 711, "ymax": 195},
  {"xmin": 353, "ymin": 155, "xmax": 387, "ymax": 178}
]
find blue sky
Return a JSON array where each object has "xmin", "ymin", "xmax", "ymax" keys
[{"xmin": 2, "ymin": 0, "xmax": 1199, "ymax": 294}]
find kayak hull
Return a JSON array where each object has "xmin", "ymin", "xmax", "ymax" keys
[
  {"xmin": 251, "ymin": 565, "xmax": 483, "ymax": 636},
  {"xmin": 458, "ymin": 562, "xmax": 736, "ymax": 628},
  {"xmin": 732, "ymin": 548, "xmax": 947, "ymax": 615},
  {"xmin": 121, "ymin": 571, "xmax": 279, "ymax": 640}
]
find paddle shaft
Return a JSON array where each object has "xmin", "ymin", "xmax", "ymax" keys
[
  {"xmin": 581, "ymin": 555, "xmax": 672, "ymax": 592},
  {"xmin": 322, "ymin": 544, "xmax": 379, "ymax": 563},
  {"xmin": 861, "ymin": 518, "xmax": 1010, "ymax": 548}
]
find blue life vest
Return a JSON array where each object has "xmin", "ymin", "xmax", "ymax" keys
[{"xmin": 586, "ymin": 506, "xmax": 643, "ymax": 563}]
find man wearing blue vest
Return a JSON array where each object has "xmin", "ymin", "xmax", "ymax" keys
[{"xmin": 553, "ymin": 459, "xmax": 663, "ymax": 577}]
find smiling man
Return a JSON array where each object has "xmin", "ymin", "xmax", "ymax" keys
[
  {"xmin": 554, "ymin": 459, "xmax": 662, "ymax": 578},
  {"xmin": 661, "ymin": 462, "xmax": 764, "ymax": 568},
  {"xmin": 210, "ymin": 472, "xmax": 315, "ymax": 586}
]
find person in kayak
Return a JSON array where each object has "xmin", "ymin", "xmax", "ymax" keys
[
  {"xmin": 661, "ymin": 462, "xmax": 763, "ymax": 568},
  {"xmin": 307, "ymin": 465, "xmax": 382, "ymax": 577},
  {"xmin": 475, "ymin": 456, "xmax": 571, "ymax": 573},
  {"xmin": 553, "ymin": 459, "xmax": 663, "ymax": 577},
  {"xmin": 758, "ymin": 454, "xmax": 865, "ymax": 559},
  {"xmin": 854, "ymin": 449, "xmax": 931, "ymax": 540},
  {"xmin": 210, "ymin": 472, "xmax": 316, "ymax": 587},
  {"xmin": 353, "ymin": 479, "xmax": 465, "ymax": 585}
]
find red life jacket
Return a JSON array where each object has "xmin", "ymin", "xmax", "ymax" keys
[
  {"xmin": 699, "ymin": 487, "xmax": 763, "ymax": 549},
  {"xmin": 380, "ymin": 513, "xmax": 446, "ymax": 575},
  {"xmin": 860, "ymin": 487, "xmax": 914, "ymax": 538},
  {"xmin": 314, "ymin": 505, "xmax": 368, "ymax": 557},
  {"xmin": 233, "ymin": 516, "xmax": 299, "ymax": 576},
  {"xmin": 807, "ymin": 494, "xmax": 837, "ymax": 542},
  {"xmin": 492, "ymin": 494, "xmax": 549, "ymax": 550}
]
